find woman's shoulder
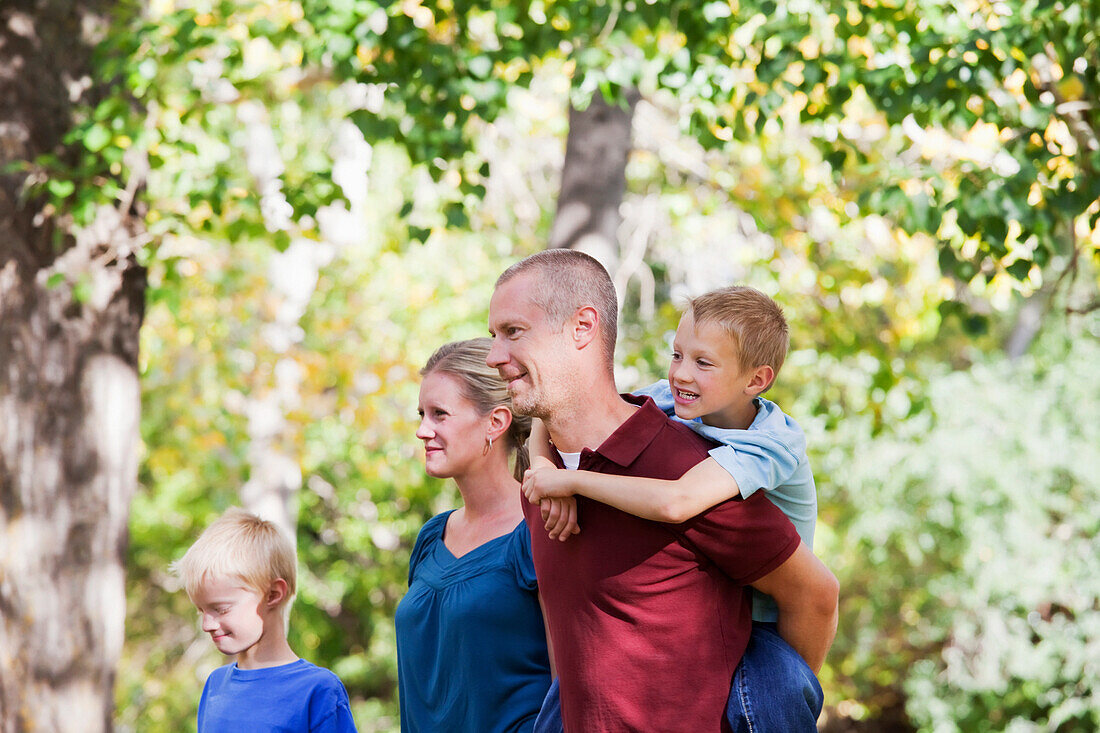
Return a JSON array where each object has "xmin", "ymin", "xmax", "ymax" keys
[
  {"xmin": 407, "ymin": 510, "xmax": 455, "ymax": 579},
  {"xmin": 419, "ymin": 510, "xmax": 453, "ymax": 536},
  {"xmin": 412, "ymin": 509, "xmax": 456, "ymax": 547}
]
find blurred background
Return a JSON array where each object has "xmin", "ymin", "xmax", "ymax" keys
[{"xmin": 1, "ymin": 0, "xmax": 1097, "ymax": 731}]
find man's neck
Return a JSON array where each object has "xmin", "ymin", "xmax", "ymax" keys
[{"xmin": 544, "ymin": 387, "xmax": 636, "ymax": 454}]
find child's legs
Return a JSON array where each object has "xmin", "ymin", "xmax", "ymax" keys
[
  {"xmin": 726, "ymin": 622, "xmax": 823, "ymax": 733},
  {"xmin": 532, "ymin": 677, "xmax": 563, "ymax": 733}
]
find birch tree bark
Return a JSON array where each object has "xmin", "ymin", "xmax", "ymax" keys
[{"xmin": 0, "ymin": 2, "xmax": 145, "ymax": 730}]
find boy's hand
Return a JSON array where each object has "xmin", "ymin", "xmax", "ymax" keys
[
  {"xmin": 522, "ymin": 456, "xmax": 575, "ymax": 502},
  {"xmin": 540, "ymin": 496, "xmax": 580, "ymax": 541},
  {"xmin": 522, "ymin": 456, "xmax": 580, "ymax": 540}
]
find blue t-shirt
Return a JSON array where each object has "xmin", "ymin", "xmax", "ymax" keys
[
  {"xmin": 197, "ymin": 659, "xmax": 357, "ymax": 732},
  {"xmin": 395, "ymin": 511, "xmax": 551, "ymax": 733},
  {"xmin": 635, "ymin": 381, "xmax": 818, "ymax": 622}
]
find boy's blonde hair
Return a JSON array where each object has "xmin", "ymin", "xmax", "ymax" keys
[
  {"xmin": 689, "ymin": 286, "xmax": 789, "ymax": 385},
  {"xmin": 173, "ymin": 508, "xmax": 297, "ymax": 607}
]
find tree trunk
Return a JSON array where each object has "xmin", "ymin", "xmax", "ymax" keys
[
  {"xmin": 0, "ymin": 2, "xmax": 145, "ymax": 731},
  {"xmin": 549, "ymin": 91, "xmax": 639, "ymax": 274}
]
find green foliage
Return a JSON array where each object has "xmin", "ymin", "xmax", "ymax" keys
[
  {"xmin": 89, "ymin": 1, "xmax": 1099, "ymax": 731},
  {"xmin": 809, "ymin": 321, "xmax": 1100, "ymax": 730},
  {"xmin": 728, "ymin": 0, "xmax": 1100, "ymax": 301}
]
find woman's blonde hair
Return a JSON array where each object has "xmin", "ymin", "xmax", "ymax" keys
[
  {"xmin": 421, "ymin": 337, "xmax": 532, "ymax": 480},
  {"xmin": 172, "ymin": 508, "xmax": 297, "ymax": 608}
]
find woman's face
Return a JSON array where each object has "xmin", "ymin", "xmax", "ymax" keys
[{"xmin": 416, "ymin": 371, "xmax": 490, "ymax": 480}]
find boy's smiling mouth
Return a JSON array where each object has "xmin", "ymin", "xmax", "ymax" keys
[{"xmin": 675, "ymin": 389, "xmax": 699, "ymax": 400}]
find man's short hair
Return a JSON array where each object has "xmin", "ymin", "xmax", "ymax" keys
[
  {"xmin": 496, "ymin": 249, "xmax": 618, "ymax": 367},
  {"xmin": 173, "ymin": 508, "xmax": 297, "ymax": 608},
  {"xmin": 689, "ymin": 286, "xmax": 789, "ymax": 379}
]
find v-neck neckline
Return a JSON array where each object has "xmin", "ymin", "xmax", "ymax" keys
[{"xmin": 439, "ymin": 511, "xmax": 523, "ymax": 561}]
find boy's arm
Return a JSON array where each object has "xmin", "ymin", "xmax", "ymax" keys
[
  {"xmin": 524, "ymin": 457, "xmax": 742, "ymax": 524},
  {"xmin": 528, "ymin": 418, "xmax": 555, "ymax": 462},
  {"xmin": 748, "ymin": 542, "xmax": 839, "ymax": 673},
  {"xmin": 693, "ymin": 400, "xmax": 806, "ymax": 500},
  {"xmin": 525, "ymin": 423, "xmax": 581, "ymax": 540}
]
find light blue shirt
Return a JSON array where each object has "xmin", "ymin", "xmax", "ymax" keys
[{"xmin": 634, "ymin": 381, "xmax": 818, "ymax": 622}]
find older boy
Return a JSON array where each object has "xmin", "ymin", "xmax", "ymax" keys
[{"xmin": 174, "ymin": 508, "xmax": 357, "ymax": 732}]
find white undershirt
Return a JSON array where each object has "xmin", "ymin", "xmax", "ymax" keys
[{"xmin": 556, "ymin": 449, "xmax": 582, "ymax": 471}]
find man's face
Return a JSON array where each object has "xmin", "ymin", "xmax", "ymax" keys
[{"xmin": 487, "ymin": 274, "xmax": 572, "ymax": 419}]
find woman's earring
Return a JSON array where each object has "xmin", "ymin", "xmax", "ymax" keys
[{"xmin": 484, "ymin": 434, "xmax": 493, "ymax": 455}]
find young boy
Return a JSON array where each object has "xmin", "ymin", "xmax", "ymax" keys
[
  {"xmin": 524, "ymin": 285, "xmax": 825, "ymax": 731},
  {"xmin": 173, "ymin": 508, "xmax": 358, "ymax": 733}
]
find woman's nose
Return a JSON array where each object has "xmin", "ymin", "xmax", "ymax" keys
[{"xmin": 415, "ymin": 419, "xmax": 433, "ymax": 440}]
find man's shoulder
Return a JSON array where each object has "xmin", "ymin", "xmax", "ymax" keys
[
  {"xmin": 655, "ymin": 413, "xmax": 717, "ymax": 449},
  {"xmin": 656, "ymin": 413, "xmax": 716, "ymax": 453},
  {"xmin": 630, "ymin": 402, "xmax": 715, "ymax": 477}
]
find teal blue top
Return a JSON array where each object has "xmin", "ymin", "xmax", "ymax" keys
[
  {"xmin": 395, "ymin": 512, "xmax": 551, "ymax": 733},
  {"xmin": 635, "ymin": 381, "xmax": 819, "ymax": 622}
]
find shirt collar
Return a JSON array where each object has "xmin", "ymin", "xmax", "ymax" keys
[{"xmin": 585, "ymin": 394, "xmax": 667, "ymax": 468}]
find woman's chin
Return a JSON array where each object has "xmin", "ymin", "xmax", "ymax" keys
[{"xmin": 424, "ymin": 464, "xmax": 451, "ymax": 480}]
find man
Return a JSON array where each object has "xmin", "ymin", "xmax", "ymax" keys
[{"xmin": 486, "ymin": 249, "xmax": 839, "ymax": 732}]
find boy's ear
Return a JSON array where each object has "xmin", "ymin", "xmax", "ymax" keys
[
  {"xmin": 266, "ymin": 578, "xmax": 289, "ymax": 608},
  {"xmin": 745, "ymin": 365, "xmax": 775, "ymax": 397}
]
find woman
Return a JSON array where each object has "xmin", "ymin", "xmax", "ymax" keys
[{"xmin": 395, "ymin": 338, "xmax": 552, "ymax": 733}]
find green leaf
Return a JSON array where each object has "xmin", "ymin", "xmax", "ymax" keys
[
  {"xmin": 83, "ymin": 123, "xmax": 112, "ymax": 153},
  {"xmin": 467, "ymin": 55, "xmax": 493, "ymax": 80},
  {"xmin": 1006, "ymin": 259, "xmax": 1033, "ymax": 280},
  {"xmin": 443, "ymin": 203, "xmax": 468, "ymax": 229},
  {"xmin": 47, "ymin": 178, "xmax": 76, "ymax": 199}
]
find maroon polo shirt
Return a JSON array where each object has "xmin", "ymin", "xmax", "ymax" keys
[{"xmin": 525, "ymin": 395, "xmax": 800, "ymax": 732}]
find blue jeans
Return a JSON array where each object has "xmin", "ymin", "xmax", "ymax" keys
[
  {"xmin": 726, "ymin": 622, "xmax": 824, "ymax": 732},
  {"xmin": 531, "ymin": 622, "xmax": 822, "ymax": 733},
  {"xmin": 531, "ymin": 677, "xmax": 563, "ymax": 733}
]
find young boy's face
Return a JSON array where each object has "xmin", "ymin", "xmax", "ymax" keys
[
  {"xmin": 668, "ymin": 310, "xmax": 757, "ymax": 427},
  {"xmin": 191, "ymin": 575, "xmax": 270, "ymax": 662}
]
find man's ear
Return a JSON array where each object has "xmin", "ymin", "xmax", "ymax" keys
[
  {"xmin": 487, "ymin": 404, "xmax": 513, "ymax": 442},
  {"xmin": 745, "ymin": 365, "xmax": 775, "ymax": 397},
  {"xmin": 570, "ymin": 305, "xmax": 600, "ymax": 350},
  {"xmin": 266, "ymin": 578, "xmax": 289, "ymax": 608}
]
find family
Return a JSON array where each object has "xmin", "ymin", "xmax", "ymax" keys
[{"xmin": 174, "ymin": 249, "xmax": 840, "ymax": 732}]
